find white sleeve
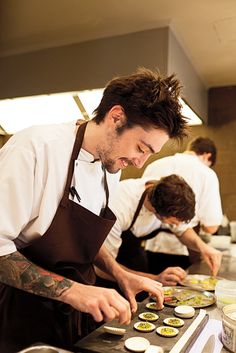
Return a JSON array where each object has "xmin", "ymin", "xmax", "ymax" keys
[
  {"xmin": 104, "ymin": 187, "xmax": 134, "ymax": 259},
  {"xmin": 104, "ymin": 221, "xmax": 123, "ymax": 259},
  {"xmin": 0, "ymin": 145, "xmax": 35, "ymax": 256},
  {"xmin": 198, "ymin": 172, "xmax": 223, "ymax": 226}
]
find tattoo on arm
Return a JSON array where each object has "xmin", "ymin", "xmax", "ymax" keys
[{"xmin": 0, "ymin": 251, "xmax": 73, "ymax": 298}]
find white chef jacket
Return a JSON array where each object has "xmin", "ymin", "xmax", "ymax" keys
[
  {"xmin": 143, "ymin": 153, "xmax": 223, "ymax": 255},
  {"xmin": 104, "ymin": 178, "xmax": 189, "ymax": 259},
  {"xmin": 0, "ymin": 121, "xmax": 120, "ymax": 256}
]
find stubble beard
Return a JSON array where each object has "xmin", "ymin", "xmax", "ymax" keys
[{"xmin": 98, "ymin": 149, "xmax": 120, "ymax": 174}]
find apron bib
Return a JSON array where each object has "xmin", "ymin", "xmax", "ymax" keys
[
  {"xmin": 0, "ymin": 122, "xmax": 116, "ymax": 353},
  {"xmin": 116, "ymin": 189, "xmax": 165, "ymax": 272}
]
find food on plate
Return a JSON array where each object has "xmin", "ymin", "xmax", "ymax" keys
[
  {"xmin": 134, "ymin": 321, "xmax": 156, "ymax": 332},
  {"xmin": 156, "ymin": 326, "xmax": 179, "ymax": 337},
  {"xmin": 162, "ymin": 286, "xmax": 216, "ymax": 308},
  {"xmin": 139, "ymin": 312, "xmax": 159, "ymax": 322},
  {"xmin": 180, "ymin": 274, "xmax": 220, "ymax": 291},
  {"xmin": 163, "ymin": 317, "xmax": 184, "ymax": 327},
  {"xmin": 146, "ymin": 302, "xmax": 164, "ymax": 311}
]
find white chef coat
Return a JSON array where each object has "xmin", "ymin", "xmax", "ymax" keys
[
  {"xmin": 0, "ymin": 121, "xmax": 120, "ymax": 256},
  {"xmin": 104, "ymin": 178, "xmax": 188, "ymax": 259},
  {"xmin": 143, "ymin": 153, "xmax": 223, "ymax": 255}
]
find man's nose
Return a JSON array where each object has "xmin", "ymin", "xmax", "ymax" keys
[{"xmin": 132, "ymin": 155, "xmax": 149, "ymax": 168}]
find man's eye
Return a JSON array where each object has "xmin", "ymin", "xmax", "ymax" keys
[{"xmin": 138, "ymin": 146, "xmax": 145, "ymax": 154}]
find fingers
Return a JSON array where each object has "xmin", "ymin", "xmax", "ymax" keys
[
  {"xmin": 69, "ymin": 283, "xmax": 131, "ymax": 324},
  {"xmin": 107, "ymin": 290, "xmax": 132, "ymax": 325},
  {"xmin": 203, "ymin": 248, "xmax": 222, "ymax": 276},
  {"xmin": 159, "ymin": 267, "xmax": 187, "ymax": 285},
  {"xmin": 147, "ymin": 283, "xmax": 164, "ymax": 309},
  {"xmin": 210, "ymin": 253, "xmax": 222, "ymax": 276},
  {"xmin": 125, "ymin": 291, "xmax": 138, "ymax": 315},
  {"xmin": 167, "ymin": 266, "xmax": 186, "ymax": 279}
]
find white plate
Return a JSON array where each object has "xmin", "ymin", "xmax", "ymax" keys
[
  {"xmin": 145, "ymin": 346, "xmax": 164, "ymax": 353},
  {"xmin": 124, "ymin": 337, "xmax": 150, "ymax": 352},
  {"xmin": 103, "ymin": 326, "xmax": 126, "ymax": 335},
  {"xmin": 134, "ymin": 321, "xmax": 156, "ymax": 332},
  {"xmin": 156, "ymin": 326, "xmax": 179, "ymax": 337},
  {"xmin": 163, "ymin": 317, "xmax": 184, "ymax": 327},
  {"xmin": 174, "ymin": 305, "xmax": 195, "ymax": 318},
  {"xmin": 139, "ymin": 312, "xmax": 159, "ymax": 322}
]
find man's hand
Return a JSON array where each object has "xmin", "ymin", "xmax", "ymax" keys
[
  {"xmin": 155, "ymin": 267, "xmax": 187, "ymax": 286},
  {"xmin": 201, "ymin": 244, "xmax": 222, "ymax": 276},
  {"xmin": 115, "ymin": 269, "xmax": 164, "ymax": 314},
  {"xmin": 59, "ymin": 282, "xmax": 131, "ymax": 325},
  {"xmin": 178, "ymin": 228, "xmax": 222, "ymax": 276}
]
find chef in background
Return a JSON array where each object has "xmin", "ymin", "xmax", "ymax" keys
[
  {"xmin": 143, "ymin": 136, "xmax": 223, "ymax": 274},
  {"xmin": 96, "ymin": 174, "xmax": 221, "ymax": 290}
]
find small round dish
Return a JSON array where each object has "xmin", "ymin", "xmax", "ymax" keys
[
  {"xmin": 174, "ymin": 305, "xmax": 195, "ymax": 318},
  {"xmin": 163, "ymin": 317, "xmax": 184, "ymax": 328},
  {"xmin": 134, "ymin": 321, "xmax": 156, "ymax": 332},
  {"xmin": 103, "ymin": 325, "xmax": 126, "ymax": 335},
  {"xmin": 139, "ymin": 312, "xmax": 159, "ymax": 322},
  {"xmin": 146, "ymin": 302, "xmax": 164, "ymax": 311},
  {"xmin": 156, "ymin": 326, "xmax": 179, "ymax": 337},
  {"xmin": 124, "ymin": 337, "xmax": 150, "ymax": 352}
]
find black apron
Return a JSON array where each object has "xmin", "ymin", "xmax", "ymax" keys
[
  {"xmin": 116, "ymin": 189, "xmax": 164, "ymax": 272},
  {"xmin": 0, "ymin": 122, "xmax": 116, "ymax": 353}
]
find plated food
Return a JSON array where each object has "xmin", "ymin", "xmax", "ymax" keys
[
  {"xmin": 146, "ymin": 302, "xmax": 164, "ymax": 311},
  {"xmin": 180, "ymin": 274, "xmax": 220, "ymax": 291},
  {"xmin": 163, "ymin": 317, "xmax": 185, "ymax": 327},
  {"xmin": 139, "ymin": 312, "xmax": 159, "ymax": 322},
  {"xmin": 161, "ymin": 286, "xmax": 216, "ymax": 308},
  {"xmin": 156, "ymin": 326, "xmax": 179, "ymax": 337},
  {"xmin": 134, "ymin": 321, "xmax": 156, "ymax": 332}
]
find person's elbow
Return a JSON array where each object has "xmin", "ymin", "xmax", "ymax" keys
[{"xmin": 202, "ymin": 224, "xmax": 219, "ymax": 234}]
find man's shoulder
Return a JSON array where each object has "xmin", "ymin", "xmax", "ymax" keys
[{"xmin": 12, "ymin": 122, "xmax": 75, "ymax": 149}]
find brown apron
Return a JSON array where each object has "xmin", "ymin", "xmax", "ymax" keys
[{"xmin": 0, "ymin": 122, "xmax": 116, "ymax": 353}]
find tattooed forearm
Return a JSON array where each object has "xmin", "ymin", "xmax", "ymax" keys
[{"xmin": 0, "ymin": 251, "xmax": 73, "ymax": 298}]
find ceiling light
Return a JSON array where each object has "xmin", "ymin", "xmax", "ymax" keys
[
  {"xmin": 0, "ymin": 93, "xmax": 84, "ymax": 134},
  {"xmin": 0, "ymin": 89, "xmax": 202, "ymax": 135},
  {"xmin": 179, "ymin": 98, "xmax": 202, "ymax": 126}
]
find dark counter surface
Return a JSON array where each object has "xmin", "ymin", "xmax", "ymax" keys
[
  {"xmin": 76, "ymin": 253, "xmax": 236, "ymax": 353},
  {"xmin": 75, "ymin": 299, "xmax": 208, "ymax": 353}
]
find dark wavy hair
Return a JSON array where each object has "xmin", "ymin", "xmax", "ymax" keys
[
  {"xmin": 187, "ymin": 136, "xmax": 217, "ymax": 166},
  {"xmin": 149, "ymin": 174, "xmax": 195, "ymax": 222},
  {"xmin": 93, "ymin": 67, "xmax": 188, "ymax": 141}
]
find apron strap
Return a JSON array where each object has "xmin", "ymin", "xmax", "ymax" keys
[
  {"xmin": 100, "ymin": 165, "xmax": 109, "ymax": 215},
  {"xmin": 61, "ymin": 122, "xmax": 88, "ymax": 207},
  {"xmin": 60, "ymin": 122, "xmax": 110, "ymax": 210},
  {"xmin": 127, "ymin": 189, "xmax": 149, "ymax": 230},
  {"xmin": 126, "ymin": 188, "xmax": 170, "ymax": 241}
]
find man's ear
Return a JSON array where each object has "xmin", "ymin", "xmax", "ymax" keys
[
  {"xmin": 203, "ymin": 152, "xmax": 212, "ymax": 166},
  {"xmin": 107, "ymin": 105, "xmax": 126, "ymax": 126},
  {"xmin": 145, "ymin": 180, "xmax": 157, "ymax": 189}
]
